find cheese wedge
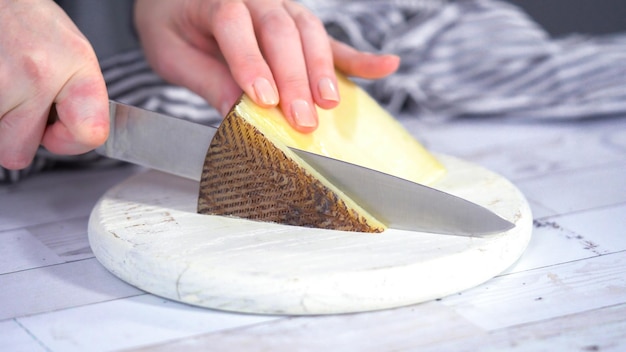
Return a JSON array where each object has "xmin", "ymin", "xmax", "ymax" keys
[{"xmin": 197, "ymin": 73, "xmax": 446, "ymax": 233}]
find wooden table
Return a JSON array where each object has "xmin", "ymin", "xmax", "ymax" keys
[{"xmin": 1, "ymin": 114, "xmax": 625, "ymax": 351}]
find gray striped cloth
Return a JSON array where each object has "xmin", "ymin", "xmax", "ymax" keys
[{"xmin": 3, "ymin": 0, "xmax": 626, "ymax": 183}]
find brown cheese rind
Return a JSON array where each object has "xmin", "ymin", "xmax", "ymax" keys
[{"xmin": 197, "ymin": 109, "xmax": 384, "ymax": 233}]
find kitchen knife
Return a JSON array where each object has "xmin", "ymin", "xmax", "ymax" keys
[{"xmin": 97, "ymin": 101, "xmax": 515, "ymax": 236}]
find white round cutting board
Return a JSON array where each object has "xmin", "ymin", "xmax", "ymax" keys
[{"xmin": 88, "ymin": 155, "xmax": 532, "ymax": 315}]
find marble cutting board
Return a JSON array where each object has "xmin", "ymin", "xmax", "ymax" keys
[{"xmin": 88, "ymin": 155, "xmax": 532, "ymax": 315}]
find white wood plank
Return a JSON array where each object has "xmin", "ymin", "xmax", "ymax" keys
[
  {"xmin": 0, "ymin": 229, "xmax": 64, "ymax": 275},
  {"xmin": 440, "ymin": 251, "xmax": 626, "ymax": 330},
  {"xmin": 399, "ymin": 116, "xmax": 626, "ymax": 182},
  {"xmin": 26, "ymin": 216, "xmax": 94, "ymax": 261},
  {"xmin": 402, "ymin": 117, "xmax": 626, "ymax": 221},
  {"xmin": 505, "ymin": 203, "xmax": 626, "ymax": 274},
  {"xmin": 126, "ymin": 301, "xmax": 484, "ymax": 352},
  {"xmin": 0, "ymin": 259, "xmax": 143, "ymax": 320},
  {"xmin": 17, "ymin": 294, "xmax": 278, "ymax": 352},
  {"xmin": 606, "ymin": 125, "xmax": 626, "ymax": 153},
  {"xmin": 125, "ymin": 298, "xmax": 626, "ymax": 352},
  {"xmin": 518, "ymin": 164, "xmax": 626, "ymax": 216},
  {"xmin": 524, "ymin": 198, "xmax": 560, "ymax": 219},
  {"xmin": 504, "ymin": 222, "xmax": 597, "ymax": 274},
  {"xmin": 0, "ymin": 319, "xmax": 46, "ymax": 352},
  {"xmin": 555, "ymin": 203, "xmax": 626, "ymax": 254},
  {"xmin": 419, "ymin": 303, "xmax": 626, "ymax": 352},
  {"xmin": 497, "ymin": 312, "xmax": 626, "ymax": 352},
  {"xmin": 0, "ymin": 166, "xmax": 139, "ymax": 232}
]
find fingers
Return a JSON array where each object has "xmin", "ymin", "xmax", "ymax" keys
[
  {"xmin": 283, "ymin": 1, "xmax": 339, "ymax": 110},
  {"xmin": 171, "ymin": 50, "xmax": 243, "ymax": 116},
  {"xmin": 0, "ymin": 0, "xmax": 109, "ymax": 170},
  {"xmin": 135, "ymin": 0, "xmax": 251, "ymax": 116},
  {"xmin": 228, "ymin": 0, "xmax": 339, "ymax": 132},
  {"xmin": 209, "ymin": 2, "xmax": 279, "ymax": 110},
  {"xmin": 210, "ymin": 1, "xmax": 322, "ymax": 132},
  {"xmin": 141, "ymin": 27, "xmax": 243, "ymax": 116},
  {"xmin": 0, "ymin": 67, "xmax": 109, "ymax": 170},
  {"xmin": 135, "ymin": 0, "xmax": 400, "ymax": 134},
  {"xmin": 42, "ymin": 70, "xmax": 110, "ymax": 155},
  {"xmin": 243, "ymin": 2, "xmax": 320, "ymax": 132},
  {"xmin": 214, "ymin": 1, "xmax": 397, "ymax": 131},
  {"xmin": 332, "ymin": 40, "xmax": 401, "ymax": 79},
  {"xmin": 0, "ymin": 104, "xmax": 48, "ymax": 170}
]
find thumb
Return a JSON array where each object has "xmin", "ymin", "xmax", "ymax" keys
[{"xmin": 42, "ymin": 67, "xmax": 110, "ymax": 155}]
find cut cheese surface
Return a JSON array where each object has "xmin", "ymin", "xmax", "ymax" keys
[
  {"xmin": 197, "ymin": 73, "xmax": 446, "ymax": 233},
  {"xmin": 234, "ymin": 74, "xmax": 446, "ymax": 186}
]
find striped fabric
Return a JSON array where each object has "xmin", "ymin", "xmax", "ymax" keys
[
  {"xmin": 104, "ymin": 50, "xmax": 222, "ymax": 125},
  {"xmin": 306, "ymin": 0, "xmax": 626, "ymax": 119},
  {"xmin": 3, "ymin": 0, "xmax": 626, "ymax": 182}
]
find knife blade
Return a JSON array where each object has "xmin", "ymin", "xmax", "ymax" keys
[{"xmin": 97, "ymin": 100, "xmax": 515, "ymax": 236}]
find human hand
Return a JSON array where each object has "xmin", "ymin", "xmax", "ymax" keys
[
  {"xmin": 0, "ymin": 0, "xmax": 109, "ymax": 170},
  {"xmin": 134, "ymin": 0, "xmax": 400, "ymax": 133}
]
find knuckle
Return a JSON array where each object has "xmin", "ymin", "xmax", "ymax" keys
[
  {"xmin": 281, "ymin": 74, "xmax": 310, "ymax": 93},
  {"xmin": 20, "ymin": 51, "xmax": 52, "ymax": 84},
  {"xmin": 211, "ymin": 1, "xmax": 248, "ymax": 29},
  {"xmin": 309, "ymin": 55, "xmax": 333, "ymax": 71},
  {"xmin": 259, "ymin": 8, "xmax": 296, "ymax": 35},
  {"xmin": 292, "ymin": 9, "xmax": 323, "ymax": 31},
  {"xmin": 232, "ymin": 53, "xmax": 266, "ymax": 73}
]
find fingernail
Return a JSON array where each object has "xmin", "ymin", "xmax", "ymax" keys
[
  {"xmin": 318, "ymin": 77, "xmax": 339, "ymax": 102},
  {"xmin": 253, "ymin": 77, "xmax": 278, "ymax": 105},
  {"xmin": 290, "ymin": 99, "xmax": 316, "ymax": 128}
]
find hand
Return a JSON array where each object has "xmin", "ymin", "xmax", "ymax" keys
[
  {"xmin": 0, "ymin": 0, "xmax": 109, "ymax": 170},
  {"xmin": 134, "ymin": 0, "xmax": 400, "ymax": 133}
]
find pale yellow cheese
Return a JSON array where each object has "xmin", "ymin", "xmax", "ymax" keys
[{"xmin": 233, "ymin": 73, "xmax": 445, "ymax": 185}]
